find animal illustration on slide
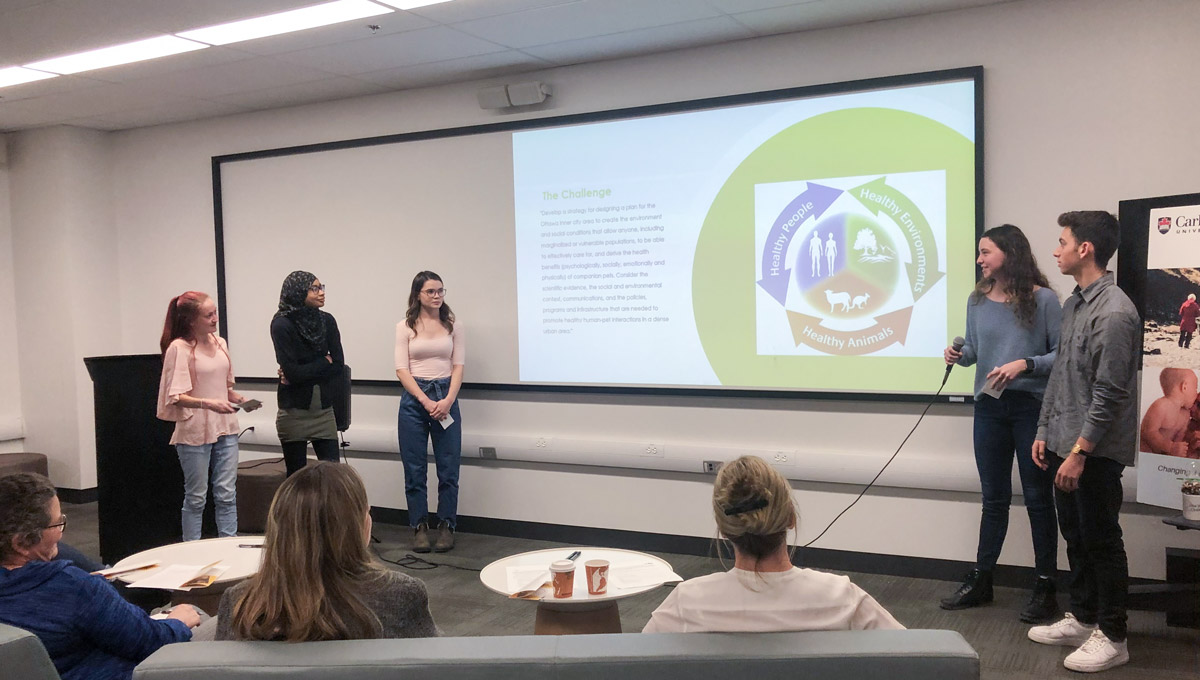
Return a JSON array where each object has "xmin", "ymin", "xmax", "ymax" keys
[{"xmin": 795, "ymin": 213, "xmax": 898, "ymax": 320}]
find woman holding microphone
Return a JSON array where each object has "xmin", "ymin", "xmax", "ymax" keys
[
  {"xmin": 395, "ymin": 271, "xmax": 464, "ymax": 553},
  {"xmin": 941, "ymin": 224, "xmax": 1062, "ymax": 623},
  {"xmin": 157, "ymin": 291, "xmax": 245, "ymax": 541}
]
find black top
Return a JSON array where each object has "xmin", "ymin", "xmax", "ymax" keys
[{"xmin": 270, "ymin": 311, "xmax": 344, "ymax": 410}]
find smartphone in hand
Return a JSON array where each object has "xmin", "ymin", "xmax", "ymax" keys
[{"xmin": 236, "ymin": 399, "xmax": 263, "ymax": 412}]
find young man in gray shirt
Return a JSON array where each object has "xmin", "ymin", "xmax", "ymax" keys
[{"xmin": 1028, "ymin": 211, "xmax": 1139, "ymax": 673}]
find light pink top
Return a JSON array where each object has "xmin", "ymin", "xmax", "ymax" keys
[
  {"xmin": 394, "ymin": 321, "xmax": 465, "ymax": 379},
  {"xmin": 157, "ymin": 336, "xmax": 241, "ymax": 446}
]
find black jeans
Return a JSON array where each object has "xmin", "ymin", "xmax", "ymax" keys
[
  {"xmin": 1049, "ymin": 452, "xmax": 1128, "ymax": 641},
  {"xmin": 281, "ymin": 438, "xmax": 340, "ymax": 477},
  {"xmin": 973, "ymin": 392, "xmax": 1058, "ymax": 576},
  {"xmin": 1181, "ymin": 330, "xmax": 1193, "ymax": 349}
]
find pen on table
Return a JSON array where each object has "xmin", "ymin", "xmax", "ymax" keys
[
  {"xmin": 93, "ymin": 563, "xmax": 159, "ymax": 578},
  {"xmin": 238, "ymin": 544, "xmax": 264, "ymax": 548},
  {"xmin": 566, "ymin": 550, "xmax": 581, "ymax": 561}
]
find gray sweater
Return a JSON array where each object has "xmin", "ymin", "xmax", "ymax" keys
[
  {"xmin": 956, "ymin": 287, "xmax": 1061, "ymax": 399},
  {"xmin": 214, "ymin": 568, "xmax": 437, "ymax": 641}
]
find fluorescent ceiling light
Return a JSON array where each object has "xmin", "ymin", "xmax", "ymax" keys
[
  {"xmin": 374, "ymin": 0, "xmax": 454, "ymax": 9},
  {"xmin": 0, "ymin": 66, "xmax": 58, "ymax": 89},
  {"xmin": 178, "ymin": 0, "xmax": 393, "ymax": 46},
  {"xmin": 25, "ymin": 35, "xmax": 207, "ymax": 75}
]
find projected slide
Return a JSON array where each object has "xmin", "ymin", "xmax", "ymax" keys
[{"xmin": 514, "ymin": 78, "xmax": 977, "ymax": 394}]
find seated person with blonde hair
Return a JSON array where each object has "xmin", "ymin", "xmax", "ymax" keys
[
  {"xmin": 216, "ymin": 462, "xmax": 437, "ymax": 641},
  {"xmin": 643, "ymin": 455, "xmax": 903, "ymax": 633},
  {"xmin": 1141, "ymin": 367, "xmax": 1198, "ymax": 458}
]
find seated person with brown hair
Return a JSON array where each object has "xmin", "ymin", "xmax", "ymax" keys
[
  {"xmin": 0, "ymin": 473, "xmax": 200, "ymax": 680},
  {"xmin": 643, "ymin": 455, "xmax": 903, "ymax": 633},
  {"xmin": 217, "ymin": 462, "xmax": 437, "ymax": 641}
]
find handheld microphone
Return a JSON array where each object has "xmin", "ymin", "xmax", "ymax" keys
[{"xmin": 943, "ymin": 336, "xmax": 965, "ymax": 385}]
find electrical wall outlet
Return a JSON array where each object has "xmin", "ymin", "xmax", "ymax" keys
[
  {"xmin": 642, "ymin": 443, "xmax": 663, "ymax": 457},
  {"xmin": 478, "ymin": 446, "xmax": 497, "ymax": 459},
  {"xmin": 534, "ymin": 437, "xmax": 550, "ymax": 449},
  {"xmin": 772, "ymin": 451, "xmax": 792, "ymax": 465},
  {"xmin": 702, "ymin": 460, "xmax": 722, "ymax": 474}
]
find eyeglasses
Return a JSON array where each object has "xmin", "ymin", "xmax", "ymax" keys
[
  {"xmin": 422, "ymin": 288, "xmax": 446, "ymax": 297},
  {"xmin": 308, "ymin": 284, "xmax": 326, "ymax": 293},
  {"xmin": 47, "ymin": 514, "xmax": 67, "ymax": 532}
]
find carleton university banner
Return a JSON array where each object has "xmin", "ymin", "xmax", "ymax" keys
[{"xmin": 1123, "ymin": 195, "xmax": 1200, "ymax": 508}]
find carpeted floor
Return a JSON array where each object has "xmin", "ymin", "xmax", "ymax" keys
[{"xmin": 62, "ymin": 500, "xmax": 1199, "ymax": 680}]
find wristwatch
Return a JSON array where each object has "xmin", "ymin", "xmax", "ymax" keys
[
  {"xmin": 1069, "ymin": 443, "xmax": 1086, "ymax": 456},
  {"xmin": 1023, "ymin": 358, "xmax": 1035, "ymax": 374}
]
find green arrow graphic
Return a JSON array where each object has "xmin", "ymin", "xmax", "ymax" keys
[{"xmin": 849, "ymin": 176, "xmax": 945, "ymax": 301}]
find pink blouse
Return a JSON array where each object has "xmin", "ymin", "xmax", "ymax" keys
[
  {"xmin": 394, "ymin": 322, "xmax": 465, "ymax": 379},
  {"xmin": 157, "ymin": 336, "xmax": 240, "ymax": 446}
]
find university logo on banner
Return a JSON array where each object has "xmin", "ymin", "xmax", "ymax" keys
[{"xmin": 1148, "ymin": 204, "xmax": 1200, "ymax": 269}]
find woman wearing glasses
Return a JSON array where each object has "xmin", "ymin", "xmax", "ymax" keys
[
  {"xmin": 1, "ymin": 473, "xmax": 202, "ymax": 680},
  {"xmin": 157, "ymin": 290, "xmax": 245, "ymax": 541},
  {"xmin": 395, "ymin": 271, "xmax": 464, "ymax": 553},
  {"xmin": 271, "ymin": 271, "xmax": 345, "ymax": 477}
]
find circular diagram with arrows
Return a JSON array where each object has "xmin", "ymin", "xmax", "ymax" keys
[{"xmin": 691, "ymin": 105, "xmax": 972, "ymax": 389}]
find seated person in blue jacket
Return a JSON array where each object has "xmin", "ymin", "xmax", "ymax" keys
[{"xmin": 0, "ymin": 473, "xmax": 201, "ymax": 680}]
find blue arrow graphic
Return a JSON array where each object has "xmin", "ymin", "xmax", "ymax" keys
[{"xmin": 757, "ymin": 182, "xmax": 842, "ymax": 305}]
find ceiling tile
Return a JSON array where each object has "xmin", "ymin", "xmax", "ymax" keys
[
  {"xmin": 523, "ymin": 15, "xmax": 756, "ymax": 65},
  {"xmin": 452, "ymin": 0, "xmax": 722, "ymax": 48},
  {"xmin": 0, "ymin": 79, "xmax": 200, "ymax": 130},
  {"xmin": 74, "ymin": 45, "xmax": 254, "ymax": 84},
  {"xmin": 705, "ymin": 0, "xmax": 820, "ymax": 12},
  {"xmin": 355, "ymin": 50, "xmax": 552, "ymax": 89},
  {"xmin": 67, "ymin": 98, "xmax": 252, "ymax": 131},
  {"xmin": 124, "ymin": 55, "xmax": 340, "ymax": 99},
  {"xmin": 0, "ymin": 72, "xmax": 102, "ymax": 103},
  {"xmin": 210, "ymin": 75, "xmax": 389, "ymax": 110},
  {"xmin": 217, "ymin": 8, "xmax": 435, "ymax": 57},
  {"xmin": 407, "ymin": 0, "xmax": 586, "ymax": 23},
  {"xmin": 271, "ymin": 25, "xmax": 507, "ymax": 75}
]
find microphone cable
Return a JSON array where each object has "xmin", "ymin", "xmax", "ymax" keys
[{"xmin": 801, "ymin": 377, "xmax": 952, "ymax": 549}]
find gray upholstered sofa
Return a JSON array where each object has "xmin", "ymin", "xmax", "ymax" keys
[
  {"xmin": 132, "ymin": 630, "xmax": 978, "ymax": 680},
  {"xmin": 0, "ymin": 622, "xmax": 59, "ymax": 680},
  {"xmin": 2, "ymin": 622, "xmax": 979, "ymax": 680}
]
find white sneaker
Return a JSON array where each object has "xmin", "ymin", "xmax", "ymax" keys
[
  {"xmin": 1027, "ymin": 612, "xmax": 1097, "ymax": 646},
  {"xmin": 1063, "ymin": 629, "xmax": 1129, "ymax": 672}
]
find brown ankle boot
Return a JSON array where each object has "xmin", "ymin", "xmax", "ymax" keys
[
  {"xmin": 412, "ymin": 522, "xmax": 431, "ymax": 553},
  {"xmin": 433, "ymin": 520, "xmax": 455, "ymax": 552}
]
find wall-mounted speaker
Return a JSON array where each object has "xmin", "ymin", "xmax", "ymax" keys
[{"xmin": 477, "ymin": 81, "xmax": 551, "ymax": 110}]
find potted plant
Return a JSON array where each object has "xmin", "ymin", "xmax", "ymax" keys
[{"xmin": 1183, "ymin": 478, "xmax": 1200, "ymax": 522}]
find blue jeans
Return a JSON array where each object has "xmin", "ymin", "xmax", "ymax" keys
[
  {"xmin": 973, "ymin": 391, "xmax": 1057, "ymax": 576},
  {"xmin": 175, "ymin": 434, "xmax": 239, "ymax": 541},
  {"xmin": 398, "ymin": 377, "xmax": 461, "ymax": 529}
]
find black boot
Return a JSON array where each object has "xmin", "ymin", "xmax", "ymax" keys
[
  {"xmin": 1019, "ymin": 575, "xmax": 1059, "ymax": 623},
  {"xmin": 940, "ymin": 569, "xmax": 993, "ymax": 610}
]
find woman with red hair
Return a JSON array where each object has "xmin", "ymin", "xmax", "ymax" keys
[{"xmin": 156, "ymin": 291, "xmax": 246, "ymax": 541}]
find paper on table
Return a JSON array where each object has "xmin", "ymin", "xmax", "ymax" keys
[
  {"xmin": 93, "ymin": 561, "xmax": 157, "ymax": 578},
  {"xmin": 128, "ymin": 564, "xmax": 229, "ymax": 591},
  {"xmin": 506, "ymin": 565, "xmax": 551, "ymax": 592},
  {"xmin": 608, "ymin": 562, "xmax": 682, "ymax": 589}
]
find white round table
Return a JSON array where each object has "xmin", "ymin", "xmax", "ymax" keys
[
  {"xmin": 480, "ymin": 547, "xmax": 674, "ymax": 634},
  {"xmin": 113, "ymin": 536, "xmax": 265, "ymax": 612}
]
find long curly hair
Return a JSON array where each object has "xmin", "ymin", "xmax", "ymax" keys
[
  {"xmin": 971, "ymin": 224, "xmax": 1050, "ymax": 327},
  {"xmin": 405, "ymin": 271, "xmax": 454, "ymax": 334}
]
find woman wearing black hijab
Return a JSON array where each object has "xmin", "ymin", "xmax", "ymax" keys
[{"xmin": 271, "ymin": 271, "xmax": 345, "ymax": 476}]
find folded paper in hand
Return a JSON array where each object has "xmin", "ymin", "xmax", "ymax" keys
[{"xmin": 128, "ymin": 564, "xmax": 229, "ymax": 591}]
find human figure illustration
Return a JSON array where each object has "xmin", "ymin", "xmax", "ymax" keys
[
  {"xmin": 809, "ymin": 232, "xmax": 822, "ymax": 277},
  {"xmin": 825, "ymin": 233, "xmax": 838, "ymax": 274},
  {"xmin": 1179, "ymin": 293, "xmax": 1198, "ymax": 348}
]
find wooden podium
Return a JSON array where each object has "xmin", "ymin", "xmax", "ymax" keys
[{"xmin": 84, "ymin": 354, "xmax": 214, "ymax": 564}]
